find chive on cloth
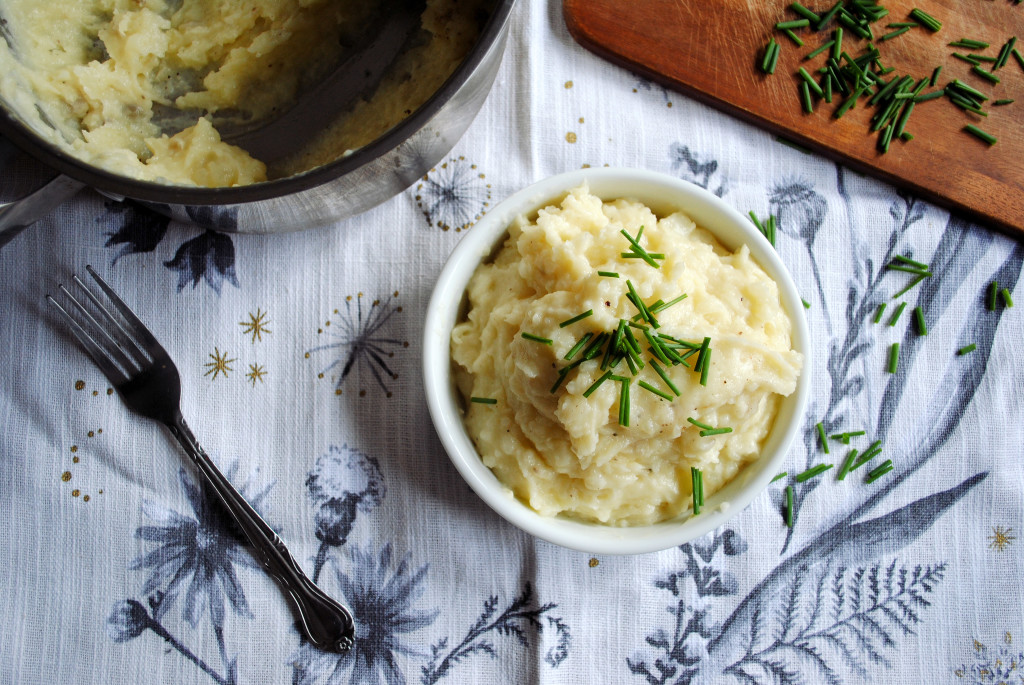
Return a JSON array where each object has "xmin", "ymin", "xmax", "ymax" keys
[{"xmin": 1, "ymin": 3, "xmax": 1022, "ymax": 684}]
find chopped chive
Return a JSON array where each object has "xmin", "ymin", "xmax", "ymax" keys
[
  {"xmin": 914, "ymin": 90, "xmax": 944, "ymax": 103},
  {"xmin": 873, "ymin": 302, "xmax": 887, "ymax": 323},
  {"xmin": 865, "ymin": 459, "xmax": 894, "ymax": 483},
  {"xmin": 886, "ymin": 22, "xmax": 918, "ymax": 28},
  {"xmin": 620, "ymin": 228, "xmax": 661, "ymax": 268},
  {"xmin": 771, "ymin": 471, "xmax": 788, "ymax": 483},
  {"xmin": 700, "ymin": 427, "xmax": 734, "ymax": 437},
  {"xmin": 879, "ymin": 26, "xmax": 910, "ymax": 41},
  {"xmin": 995, "ymin": 37, "xmax": 1017, "ymax": 70},
  {"xmin": 951, "ymin": 52, "xmax": 982, "ymax": 66},
  {"xmin": 957, "ymin": 343, "xmax": 977, "ymax": 355},
  {"xmin": 798, "ymin": 67, "xmax": 825, "ymax": 98},
  {"xmin": 470, "ymin": 397, "xmax": 497, "ymax": 405},
  {"xmin": 687, "ymin": 417, "xmax": 714, "ymax": 431},
  {"xmin": 581, "ymin": 370, "xmax": 612, "ymax": 398},
  {"xmin": 691, "ymin": 467, "xmax": 703, "ymax": 515},
  {"xmin": 892, "ymin": 273, "xmax": 927, "ymax": 299},
  {"xmin": 785, "ymin": 485, "xmax": 794, "ymax": 527},
  {"xmin": 913, "ymin": 306, "xmax": 927, "ymax": 335},
  {"xmin": 638, "ymin": 380, "xmax": 673, "ymax": 401},
  {"xmin": 994, "ymin": 99, "xmax": 1015, "ymax": 106},
  {"xmin": 852, "ymin": 441, "xmax": 883, "ymax": 471},
  {"xmin": 522, "ymin": 332, "xmax": 553, "ymax": 345},
  {"xmin": 909, "ymin": 8, "xmax": 941, "ymax": 32},
  {"xmin": 1001, "ymin": 288, "xmax": 1014, "ymax": 308},
  {"xmin": 806, "ymin": 39, "xmax": 835, "ymax": 60},
  {"xmin": 558, "ymin": 309, "xmax": 593, "ymax": 328},
  {"xmin": 621, "ymin": 252, "xmax": 666, "ymax": 260},
  {"xmin": 816, "ymin": 1, "xmax": 843, "ymax": 31},
  {"xmin": 888, "ymin": 301, "xmax": 907, "ymax": 325},
  {"xmin": 887, "ymin": 342, "xmax": 900, "ymax": 374},
  {"xmin": 795, "ymin": 463, "xmax": 834, "ymax": 482},
  {"xmin": 893, "ymin": 254, "xmax": 929, "ymax": 270},
  {"xmin": 649, "ymin": 359, "xmax": 681, "ymax": 396},
  {"xmin": 816, "ymin": 422, "xmax": 830, "ymax": 453},
  {"xmin": 626, "ymin": 280, "xmax": 659, "ymax": 327},
  {"xmin": 784, "ymin": 28, "xmax": 805, "ymax": 46},
  {"xmin": 948, "ymin": 38, "xmax": 990, "ymax": 49},
  {"xmin": 790, "ymin": 2, "xmax": 821, "ymax": 23},
  {"xmin": 643, "ymin": 327, "xmax": 672, "ymax": 365},
  {"xmin": 1013, "ymin": 47, "xmax": 1024, "ymax": 71},
  {"xmin": 617, "ymin": 376, "xmax": 631, "ymax": 427},
  {"xmin": 800, "ymin": 81, "xmax": 815, "ymax": 113},
  {"xmin": 802, "ymin": 298, "xmax": 811, "ymax": 309},
  {"xmin": 581, "ymin": 332, "xmax": 609, "ymax": 360},
  {"xmin": 777, "ymin": 18, "xmax": 811, "ymax": 30},
  {"xmin": 929, "ymin": 65, "xmax": 942, "ymax": 87},
  {"xmin": 766, "ymin": 39, "xmax": 781, "ymax": 74},
  {"xmin": 564, "ymin": 332, "xmax": 594, "ymax": 361},
  {"xmin": 699, "ymin": 346, "xmax": 712, "ymax": 386},
  {"xmin": 887, "ymin": 264, "xmax": 932, "ymax": 275},
  {"xmin": 649, "ymin": 293, "xmax": 688, "ymax": 314},
  {"xmin": 964, "ymin": 124, "xmax": 997, "ymax": 146},
  {"xmin": 598, "ymin": 270, "xmax": 620, "ymax": 278},
  {"xmin": 988, "ymin": 280, "xmax": 999, "ymax": 311},
  {"xmin": 971, "ymin": 66, "xmax": 1000, "ymax": 84},
  {"xmin": 949, "ymin": 79, "xmax": 989, "ymax": 102},
  {"xmin": 830, "ymin": 430, "xmax": 865, "ymax": 444},
  {"xmin": 837, "ymin": 448, "xmax": 859, "ymax": 481},
  {"xmin": 549, "ymin": 368, "xmax": 570, "ymax": 394}
]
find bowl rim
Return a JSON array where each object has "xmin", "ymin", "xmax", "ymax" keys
[{"xmin": 423, "ymin": 167, "xmax": 811, "ymax": 555}]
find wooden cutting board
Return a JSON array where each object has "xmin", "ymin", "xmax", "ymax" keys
[{"xmin": 564, "ymin": 0, "xmax": 1024, "ymax": 237}]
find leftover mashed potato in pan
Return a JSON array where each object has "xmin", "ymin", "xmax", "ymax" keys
[
  {"xmin": 0, "ymin": 0, "xmax": 488, "ymax": 187},
  {"xmin": 451, "ymin": 185, "xmax": 804, "ymax": 527}
]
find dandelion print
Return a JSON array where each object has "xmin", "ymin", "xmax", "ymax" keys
[
  {"xmin": 306, "ymin": 294, "xmax": 406, "ymax": 397},
  {"xmin": 415, "ymin": 157, "xmax": 491, "ymax": 232}
]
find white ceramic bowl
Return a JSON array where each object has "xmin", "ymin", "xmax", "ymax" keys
[{"xmin": 423, "ymin": 168, "xmax": 811, "ymax": 555}]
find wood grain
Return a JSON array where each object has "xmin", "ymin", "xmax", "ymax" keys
[{"xmin": 564, "ymin": 0, "xmax": 1024, "ymax": 236}]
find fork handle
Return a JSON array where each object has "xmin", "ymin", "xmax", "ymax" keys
[{"xmin": 167, "ymin": 414, "xmax": 356, "ymax": 652}]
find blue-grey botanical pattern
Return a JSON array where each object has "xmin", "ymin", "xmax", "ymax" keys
[
  {"xmin": 99, "ymin": 199, "xmax": 240, "ymax": 294},
  {"xmin": 107, "ymin": 465, "xmax": 274, "ymax": 685},
  {"xmin": 290, "ymin": 543, "xmax": 438, "ymax": 685},
  {"xmin": 625, "ymin": 153, "xmax": 1015, "ymax": 684},
  {"xmin": 306, "ymin": 444, "xmax": 386, "ymax": 581},
  {"xmin": 668, "ymin": 143, "xmax": 727, "ymax": 197}
]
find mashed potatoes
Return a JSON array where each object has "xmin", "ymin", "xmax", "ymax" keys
[
  {"xmin": 0, "ymin": 0, "xmax": 488, "ymax": 186},
  {"xmin": 451, "ymin": 185, "xmax": 803, "ymax": 526}
]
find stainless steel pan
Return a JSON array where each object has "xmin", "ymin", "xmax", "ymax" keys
[{"xmin": 0, "ymin": 0, "xmax": 515, "ymax": 247}]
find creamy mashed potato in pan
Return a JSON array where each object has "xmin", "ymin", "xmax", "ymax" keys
[
  {"xmin": 451, "ymin": 185, "xmax": 803, "ymax": 526},
  {"xmin": 0, "ymin": 0, "xmax": 487, "ymax": 187}
]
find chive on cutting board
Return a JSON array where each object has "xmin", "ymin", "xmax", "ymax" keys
[{"xmin": 563, "ymin": 0, "xmax": 1024, "ymax": 236}]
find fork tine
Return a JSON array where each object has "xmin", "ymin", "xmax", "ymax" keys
[
  {"xmin": 47, "ymin": 293, "xmax": 130, "ymax": 387},
  {"xmin": 60, "ymin": 282, "xmax": 145, "ymax": 374},
  {"xmin": 85, "ymin": 265, "xmax": 164, "ymax": 354},
  {"xmin": 72, "ymin": 274, "xmax": 150, "ymax": 366}
]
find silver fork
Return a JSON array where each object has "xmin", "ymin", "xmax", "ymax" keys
[{"xmin": 47, "ymin": 265, "xmax": 355, "ymax": 652}]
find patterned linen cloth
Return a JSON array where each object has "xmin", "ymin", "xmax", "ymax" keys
[{"xmin": 1, "ymin": 3, "xmax": 1022, "ymax": 684}]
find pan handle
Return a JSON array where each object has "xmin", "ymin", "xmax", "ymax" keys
[{"xmin": 0, "ymin": 174, "xmax": 86, "ymax": 249}]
